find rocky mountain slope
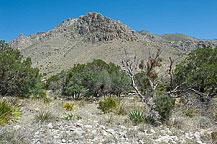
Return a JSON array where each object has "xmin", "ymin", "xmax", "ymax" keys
[
  {"xmin": 138, "ymin": 30, "xmax": 217, "ymax": 51},
  {"xmin": 8, "ymin": 12, "xmax": 217, "ymax": 75}
]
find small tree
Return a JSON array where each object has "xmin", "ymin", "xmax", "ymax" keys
[
  {"xmin": 173, "ymin": 46, "xmax": 217, "ymax": 107},
  {"xmin": 122, "ymin": 48, "xmax": 162, "ymax": 102},
  {"xmin": 122, "ymin": 48, "xmax": 163, "ymax": 124},
  {"xmin": 0, "ymin": 40, "xmax": 43, "ymax": 97}
]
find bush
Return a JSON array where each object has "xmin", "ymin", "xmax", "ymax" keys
[
  {"xmin": 98, "ymin": 97, "xmax": 120, "ymax": 113},
  {"xmin": 110, "ymin": 71, "xmax": 131, "ymax": 97},
  {"xmin": 129, "ymin": 110, "xmax": 144, "ymax": 125},
  {"xmin": 46, "ymin": 59, "xmax": 131, "ymax": 98},
  {"xmin": 154, "ymin": 95, "xmax": 175, "ymax": 123},
  {"xmin": 0, "ymin": 40, "xmax": 44, "ymax": 98},
  {"xmin": 0, "ymin": 100, "xmax": 21, "ymax": 125},
  {"xmin": 63, "ymin": 102, "xmax": 77, "ymax": 111},
  {"xmin": 174, "ymin": 46, "xmax": 217, "ymax": 104}
]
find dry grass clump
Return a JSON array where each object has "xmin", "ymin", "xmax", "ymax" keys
[{"xmin": 34, "ymin": 110, "xmax": 55, "ymax": 123}]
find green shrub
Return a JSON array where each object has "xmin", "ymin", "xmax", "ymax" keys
[
  {"xmin": 110, "ymin": 71, "xmax": 131, "ymax": 97},
  {"xmin": 174, "ymin": 46, "xmax": 217, "ymax": 104},
  {"xmin": 98, "ymin": 97, "xmax": 120, "ymax": 113},
  {"xmin": 129, "ymin": 110, "xmax": 144, "ymax": 125},
  {"xmin": 0, "ymin": 40, "xmax": 44, "ymax": 98},
  {"xmin": 0, "ymin": 100, "xmax": 21, "ymax": 125},
  {"xmin": 46, "ymin": 59, "xmax": 131, "ymax": 98},
  {"xmin": 63, "ymin": 102, "xmax": 77, "ymax": 111},
  {"xmin": 34, "ymin": 110, "xmax": 54, "ymax": 123},
  {"xmin": 154, "ymin": 95, "xmax": 175, "ymax": 123}
]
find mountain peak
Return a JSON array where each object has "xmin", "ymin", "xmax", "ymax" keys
[
  {"xmin": 44, "ymin": 12, "xmax": 139, "ymax": 42},
  {"xmin": 72, "ymin": 12, "xmax": 138, "ymax": 42}
]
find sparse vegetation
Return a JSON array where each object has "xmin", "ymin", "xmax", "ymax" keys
[
  {"xmin": 183, "ymin": 107, "xmax": 198, "ymax": 118},
  {"xmin": 115, "ymin": 102, "xmax": 127, "ymax": 115},
  {"xmin": 0, "ymin": 42, "xmax": 216, "ymax": 143},
  {"xmin": 0, "ymin": 10, "xmax": 217, "ymax": 143}
]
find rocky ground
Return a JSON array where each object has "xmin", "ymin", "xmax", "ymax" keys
[{"xmin": 0, "ymin": 96, "xmax": 216, "ymax": 144}]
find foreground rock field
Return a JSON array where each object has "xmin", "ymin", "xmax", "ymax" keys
[{"xmin": 0, "ymin": 97, "xmax": 216, "ymax": 144}]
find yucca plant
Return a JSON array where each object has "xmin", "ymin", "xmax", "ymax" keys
[
  {"xmin": 129, "ymin": 110, "xmax": 144, "ymax": 125},
  {"xmin": 0, "ymin": 100, "xmax": 21, "ymax": 125}
]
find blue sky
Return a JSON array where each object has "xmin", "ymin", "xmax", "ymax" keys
[{"xmin": 1, "ymin": 0, "xmax": 217, "ymax": 42}]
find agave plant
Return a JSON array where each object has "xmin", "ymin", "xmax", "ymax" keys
[{"xmin": 129, "ymin": 110, "xmax": 144, "ymax": 125}]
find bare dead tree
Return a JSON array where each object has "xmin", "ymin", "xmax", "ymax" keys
[
  {"xmin": 121, "ymin": 48, "xmax": 163, "ymax": 120},
  {"xmin": 121, "ymin": 48, "xmax": 146, "ymax": 103},
  {"xmin": 143, "ymin": 49, "xmax": 162, "ymax": 99}
]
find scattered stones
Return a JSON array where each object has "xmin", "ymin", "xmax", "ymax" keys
[
  {"xmin": 84, "ymin": 125, "xmax": 93, "ymax": 129},
  {"xmin": 61, "ymin": 139, "xmax": 66, "ymax": 143}
]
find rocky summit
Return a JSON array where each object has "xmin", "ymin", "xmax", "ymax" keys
[{"xmin": 8, "ymin": 12, "xmax": 217, "ymax": 75}]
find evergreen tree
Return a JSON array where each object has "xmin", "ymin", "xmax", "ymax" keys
[{"xmin": 0, "ymin": 40, "xmax": 43, "ymax": 97}]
